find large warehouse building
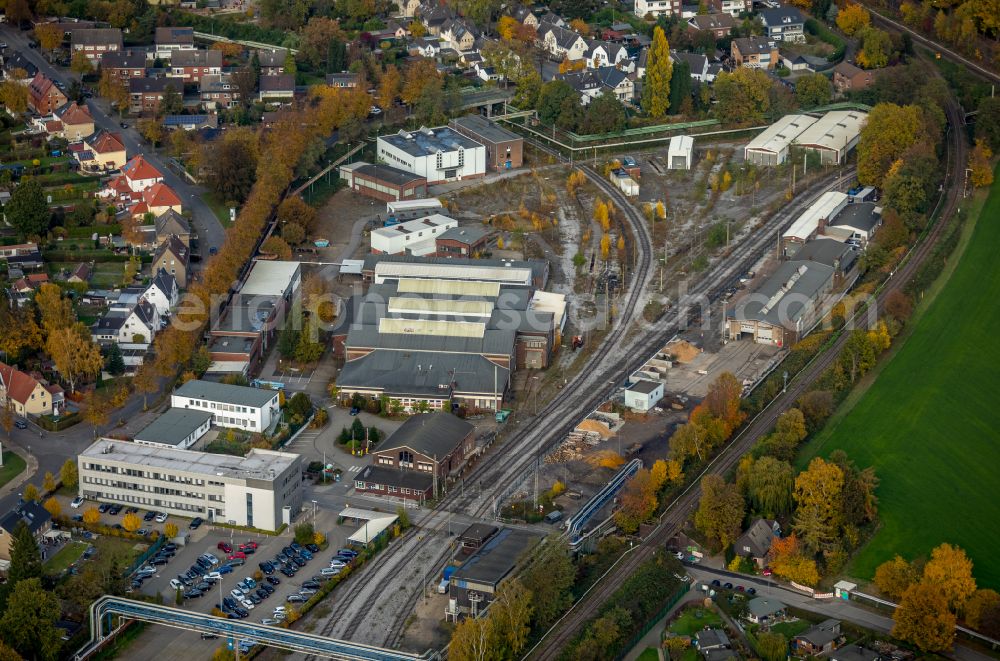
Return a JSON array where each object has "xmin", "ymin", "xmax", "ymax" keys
[
  {"xmin": 449, "ymin": 115, "xmax": 523, "ymax": 172},
  {"xmin": 781, "ymin": 191, "xmax": 848, "ymax": 254},
  {"xmin": 335, "ymin": 274, "xmax": 566, "ymax": 412},
  {"xmin": 727, "ymin": 260, "xmax": 835, "ymax": 347},
  {"xmin": 793, "ymin": 110, "xmax": 868, "ymax": 165},
  {"xmin": 78, "ymin": 440, "xmax": 302, "ymax": 531},
  {"xmin": 377, "ymin": 126, "xmax": 486, "ymax": 184},
  {"xmin": 339, "ymin": 161, "xmax": 428, "ymax": 202},
  {"xmin": 744, "ymin": 114, "xmax": 818, "ymax": 166}
]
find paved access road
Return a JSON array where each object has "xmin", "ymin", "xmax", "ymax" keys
[{"xmin": 0, "ymin": 25, "xmax": 227, "ymax": 252}]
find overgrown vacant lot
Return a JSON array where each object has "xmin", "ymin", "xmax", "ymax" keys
[{"xmin": 800, "ymin": 167, "xmax": 1000, "ymax": 590}]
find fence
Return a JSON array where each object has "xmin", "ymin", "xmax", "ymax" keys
[
  {"xmin": 615, "ymin": 583, "xmax": 691, "ymax": 660},
  {"xmin": 123, "ymin": 535, "xmax": 164, "ymax": 578}
]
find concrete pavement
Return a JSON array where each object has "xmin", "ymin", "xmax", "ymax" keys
[{"xmin": 0, "ymin": 25, "xmax": 227, "ymax": 252}]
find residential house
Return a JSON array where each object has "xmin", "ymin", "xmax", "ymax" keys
[
  {"xmin": 118, "ymin": 155, "xmax": 164, "ymax": 193},
  {"xmin": 734, "ymin": 518, "xmax": 780, "ymax": 567},
  {"xmin": 732, "ymin": 36, "xmax": 779, "ymax": 69},
  {"xmin": 162, "ymin": 114, "xmax": 218, "ymax": 131},
  {"xmin": 671, "ymin": 51, "xmax": 710, "ymax": 82},
  {"xmin": 584, "ymin": 40, "xmax": 629, "ymax": 69},
  {"xmin": 91, "ymin": 299, "xmax": 160, "ymax": 345},
  {"xmin": 833, "ymin": 61, "xmax": 876, "ymax": 93},
  {"xmin": 0, "ymin": 502, "xmax": 52, "ymax": 562},
  {"xmin": 27, "ymin": 73, "xmax": 67, "ymax": 115},
  {"xmin": 199, "ymin": 74, "xmax": 240, "ymax": 109},
  {"xmin": 55, "ymin": 102, "xmax": 95, "ymax": 141},
  {"xmin": 155, "ymin": 27, "xmax": 196, "ymax": 60},
  {"xmin": 70, "ymin": 28, "xmax": 123, "ymax": 62},
  {"xmin": 155, "ymin": 209, "xmax": 191, "ymax": 246},
  {"xmin": 325, "ymin": 72, "xmax": 359, "ymax": 88},
  {"xmin": 258, "ymin": 74, "xmax": 295, "ymax": 101},
  {"xmin": 0, "ymin": 361, "xmax": 56, "ymax": 417},
  {"xmin": 538, "ymin": 10, "xmax": 566, "ymax": 27},
  {"xmin": 153, "ymin": 235, "xmax": 189, "ymax": 287},
  {"xmin": 760, "ymin": 6, "xmax": 806, "ymax": 42},
  {"xmin": 77, "ymin": 131, "xmax": 127, "ymax": 172},
  {"xmin": 409, "ymin": 37, "xmax": 442, "ymax": 58},
  {"xmin": 144, "ymin": 268, "xmax": 179, "ymax": 315},
  {"xmin": 688, "ymin": 13, "xmax": 735, "ymax": 39},
  {"xmin": 98, "ymin": 50, "xmax": 146, "ymax": 83},
  {"xmin": 131, "ymin": 182, "xmax": 183, "ymax": 219},
  {"xmin": 440, "ymin": 18, "xmax": 476, "ymax": 52},
  {"xmin": 709, "ymin": 0, "xmax": 751, "ymax": 15},
  {"xmin": 67, "ymin": 262, "xmax": 92, "ymax": 284},
  {"xmin": 256, "ymin": 49, "xmax": 288, "ymax": 76},
  {"xmin": 634, "ymin": 0, "xmax": 681, "ymax": 18},
  {"xmin": 360, "ymin": 413, "xmax": 476, "ymax": 500},
  {"xmin": 129, "ymin": 77, "xmax": 174, "ymax": 114},
  {"xmin": 2, "ymin": 50, "xmax": 38, "ymax": 80},
  {"xmin": 419, "ymin": 4, "xmax": 455, "ymax": 36},
  {"xmin": 746, "ymin": 597, "xmax": 786, "ymax": 625},
  {"xmin": 542, "ymin": 25, "xmax": 588, "ymax": 61},
  {"xmin": 695, "ymin": 629, "xmax": 731, "ymax": 653},
  {"xmin": 396, "ymin": 0, "xmax": 422, "ymax": 18},
  {"xmin": 11, "ymin": 273, "xmax": 49, "ymax": 295},
  {"xmin": 0, "ymin": 243, "xmax": 39, "ymax": 260},
  {"xmin": 169, "ymin": 49, "xmax": 222, "ymax": 83},
  {"xmin": 560, "ymin": 67, "xmax": 634, "ymax": 104},
  {"xmin": 513, "ymin": 6, "xmax": 538, "ymax": 29},
  {"xmin": 794, "ymin": 619, "xmax": 842, "ymax": 655}
]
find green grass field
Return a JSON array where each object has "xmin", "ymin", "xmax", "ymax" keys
[
  {"xmin": 0, "ymin": 451, "xmax": 27, "ymax": 489},
  {"xmin": 800, "ymin": 166, "xmax": 1000, "ymax": 589}
]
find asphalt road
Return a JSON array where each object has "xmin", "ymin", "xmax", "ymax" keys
[{"xmin": 0, "ymin": 25, "xmax": 227, "ymax": 252}]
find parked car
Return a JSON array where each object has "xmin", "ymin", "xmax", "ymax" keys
[
  {"xmin": 218, "ymin": 563, "xmax": 235, "ymax": 574},
  {"xmin": 169, "ymin": 579, "xmax": 184, "ymax": 590},
  {"xmin": 183, "ymin": 588, "xmax": 204, "ymax": 599},
  {"xmin": 14, "ymin": 420, "xmax": 27, "ymax": 429},
  {"xmin": 298, "ymin": 588, "xmax": 317, "ymax": 596},
  {"xmin": 150, "ymin": 557, "xmax": 168, "ymax": 566},
  {"xmin": 259, "ymin": 562, "xmax": 274, "ymax": 575},
  {"xmin": 155, "ymin": 512, "xmax": 168, "ymax": 523},
  {"xmin": 136, "ymin": 528, "xmax": 150, "ymax": 536},
  {"xmin": 71, "ymin": 497, "xmax": 84, "ymax": 508},
  {"xmin": 349, "ymin": 406, "xmax": 360, "ymax": 416},
  {"xmin": 320, "ymin": 567, "xmax": 341, "ymax": 577},
  {"xmin": 711, "ymin": 579, "xmax": 721, "ymax": 587},
  {"xmin": 286, "ymin": 594, "xmax": 307, "ymax": 603},
  {"xmin": 143, "ymin": 511, "xmax": 156, "ymax": 521},
  {"xmin": 243, "ymin": 541, "xmax": 259, "ymax": 550},
  {"xmin": 302, "ymin": 580, "xmax": 320, "ymax": 590},
  {"xmin": 260, "ymin": 618, "xmax": 278, "ymax": 625},
  {"xmin": 336, "ymin": 549, "xmax": 358, "ymax": 558},
  {"xmin": 218, "ymin": 542, "xmax": 233, "ymax": 553},
  {"xmin": 299, "ymin": 550, "xmax": 313, "ymax": 560},
  {"xmin": 126, "ymin": 507, "xmax": 139, "ymax": 514},
  {"xmin": 265, "ymin": 576, "xmax": 280, "ymax": 586},
  {"xmin": 97, "ymin": 503, "xmax": 110, "ymax": 514},
  {"xmin": 228, "ymin": 557, "xmax": 246, "ymax": 567},
  {"xmin": 201, "ymin": 633, "xmax": 219, "ymax": 640},
  {"xmin": 228, "ymin": 552, "xmax": 246, "ymax": 561},
  {"xmin": 747, "ymin": 587, "xmax": 757, "ymax": 595},
  {"xmin": 190, "ymin": 517, "xmax": 203, "ymax": 529},
  {"xmin": 259, "ymin": 584, "xmax": 275, "ymax": 595},
  {"xmin": 108, "ymin": 504, "xmax": 122, "ymax": 515}
]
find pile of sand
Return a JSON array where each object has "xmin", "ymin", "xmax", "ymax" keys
[{"xmin": 669, "ymin": 340, "xmax": 700, "ymax": 363}]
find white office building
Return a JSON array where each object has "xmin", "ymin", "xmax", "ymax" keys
[
  {"xmin": 371, "ymin": 214, "xmax": 458, "ymax": 256},
  {"xmin": 171, "ymin": 380, "xmax": 280, "ymax": 432},
  {"xmin": 377, "ymin": 127, "xmax": 486, "ymax": 185},
  {"xmin": 134, "ymin": 408, "xmax": 213, "ymax": 450},
  {"xmin": 634, "ymin": 0, "xmax": 681, "ymax": 17},
  {"xmin": 78, "ymin": 439, "xmax": 302, "ymax": 531}
]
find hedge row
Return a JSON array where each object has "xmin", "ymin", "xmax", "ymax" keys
[{"xmin": 806, "ymin": 18, "xmax": 846, "ymax": 63}]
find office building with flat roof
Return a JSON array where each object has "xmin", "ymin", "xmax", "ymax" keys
[
  {"xmin": 449, "ymin": 115, "xmax": 523, "ymax": 172},
  {"xmin": 78, "ymin": 440, "xmax": 302, "ymax": 531},
  {"xmin": 377, "ymin": 126, "xmax": 486, "ymax": 184},
  {"xmin": 133, "ymin": 408, "xmax": 213, "ymax": 450},
  {"xmin": 172, "ymin": 379, "xmax": 280, "ymax": 432}
]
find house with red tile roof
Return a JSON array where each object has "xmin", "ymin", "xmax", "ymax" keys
[
  {"xmin": 131, "ymin": 182, "xmax": 183, "ymax": 218},
  {"xmin": 27, "ymin": 73, "xmax": 67, "ymax": 114},
  {"xmin": 55, "ymin": 102, "xmax": 95, "ymax": 141},
  {"xmin": 11, "ymin": 273, "xmax": 49, "ymax": 294},
  {"xmin": 78, "ymin": 131, "xmax": 127, "ymax": 172},
  {"xmin": 100, "ymin": 155, "xmax": 164, "ymax": 204},
  {"xmin": 0, "ymin": 361, "xmax": 55, "ymax": 417}
]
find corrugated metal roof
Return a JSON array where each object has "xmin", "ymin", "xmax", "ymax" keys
[
  {"xmin": 388, "ymin": 297, "xmax": 493, "ymax": 318},
  {"xmin": 745, "ymin": 114, "xmax": 818, "ymax": 155},
  {"xmin": 396, "ymin": 278, "xmax": 500, "ymax": 297},
  {"xmin": 374, "ymin": 261, "xmax": 532, "ymax": 286},
  {"xmin": 378, "ymin": 317, "xmax": 486, "ymax": 338},
  {"xmin": 795, "ymin": 110, "xmax": 868, "ymax": 154},
  {"xmin": 783, "ymin": 191, "xmax": 848, "ymax": 241}
]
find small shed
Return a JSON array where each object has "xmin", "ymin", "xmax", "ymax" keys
[
  {"xmin": 668, "ymin": 135, "xmax": 694, "ymax": 170},
  {"xmin": 833, "ymin": 579, "xmax": 857, "ymax": 600},
  {"xmin": 624, "ymin": 379, "xmax": 663, "ymax": 411}
]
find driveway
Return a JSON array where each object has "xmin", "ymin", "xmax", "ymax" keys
[{"xmin": 0, "ymin": 25, "xmax": 227, "ymax": 252}]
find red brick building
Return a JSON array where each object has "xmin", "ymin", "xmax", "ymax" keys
[
  {"xmin": 338, "ymin": 162, "xmax": 428, "ymax": 202},
  {"xmin": 434, "ymin": 225, "xmax": 491, "ymax": 258},
  {"xmin": 99, "ymin": 51, "xmax": 147, "ymax": 84},
  {"xmin": 28, "ymin": 73, "xmax": 67, "ymax": 114}
]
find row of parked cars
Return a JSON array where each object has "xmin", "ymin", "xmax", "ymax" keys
[
  {"xmin": 130, "ymin": 543, "xmax": 179, "ymax": 591},
  {"xmin": 710, "ymin": 579, "xmax": 758, "ymax": 595}
]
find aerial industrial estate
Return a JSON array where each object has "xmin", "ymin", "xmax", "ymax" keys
[{"xmin": 0, "ymin": 0, "xmax": 998, "ymax": 660}]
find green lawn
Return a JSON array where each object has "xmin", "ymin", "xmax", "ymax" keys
[
  {"xmin": 0, "ymin": 450, "xmax": 27, "ymax": 489},
  {"xmin": 45, "ymin": 541, "xmax": 88, "ymax": 575},
  {"xmin": 637, "ymin": 648, "xmax": 660, "ymax": 661},
  {"xmin": 800, "ymin": 164, "xmax": 1000, "ymax": 589},
  {"xmin": 668, "ymin": 607, "xmax": 723, "ymax": 635},
  {"xmin": 202, "ymin": 191, "xmax": 234, "ymax": 227},
  {"xmin": 768, "ymin": 619, "xmax": 812, "ymax": 637}
]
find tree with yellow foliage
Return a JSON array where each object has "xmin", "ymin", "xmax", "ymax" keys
[
  {"xmin": 600, "ymin": 233, "xmax": 611, "ymax": 260},
  {"xmin": 892, "ymin": 582, "xmax": 956, "ymax": 652},
  {"xmin": 969, "ymin": 138, "xmax": 994, "ymax": 188},
  {"xmin": 497, "ymin": 16, "xmax": 520, "ymax": 40},
  {"xmin": 655, "ymin": 201, "xmax": 666, "ymax": 220},
  {"xmin": 616, "ymin": 235, "xmax": 625, "ymax": 251},
  {"xmin": 497, "ymin": 236, "xmax": 505, "ymax": 250},
  {"xmin": 83, "ymin": 507, "xmax": 101, "ymax": 525},
  {"xmin": 43, "ymin": 498, "xmax": 61, "ymax": 519},
  {"xmin": 122, "ymin": 513, "xmax": 142, "ymax": 532},
  {"xmin": 594, "ymin": 200, "xmax": 610, "ymax": 232},
  {"xmin": 569, "ymin": 18, "xmax": 590, "ymax": 36},
  {"xmin": 836, "ymin": 3, "xmax": 871, "ymax": 36}
]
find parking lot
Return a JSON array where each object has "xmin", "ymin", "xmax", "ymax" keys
[{"xmin": 134, "ymin": 508, "xmax": 352, "ymax": 624}]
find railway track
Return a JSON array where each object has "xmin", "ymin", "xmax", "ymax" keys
[
  {"xmin": 314, "ymin": 146, "xmax": 854, "ymax": 651},
  {"xmin": 527, "ymin": 76, "xmax": 968, "ymax": 661}
]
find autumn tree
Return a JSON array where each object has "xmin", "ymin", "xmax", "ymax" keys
[
  {"xmin": 641, "ymin": 26, "xmax": 673, "ymax": 119},
  {"xmin": 976, "ymin": 96, "xmax": 1000, "ymax": 151},
  {"xmin": 122, "ymin": 512, "xmax": 142, "ymax": 532},
  {"xmin": 892, "ymin": 582, "xmax": 956, "ymax": 652},
  {"xmin": 615, "ymin": 468, "xmax": 659, "ymax": 533},
  {"xmin": 61, "ymin": 459, "xmax": 79, "ymax": 489},
  {"xmin": 0, "ymin": 77, "xmax": 28, "ymax": 113},
  {"xmin": 35, "ymin": 283, "xmax": 74, "ymax": 335},
  {"xmin": 713, "ymin": 68, "xmax": 772, "ymax": 124},
  {"xmin": 299, "ymin": 17, "xmax": 348, "ymax": 72},
  {"xmin": 202, "ymin": 127, "xmax": 259, "ymax": 204},
  {"xmin": 489, "ymin": 578, "xmax": 533, "ymax": 657},
  {"xmin": 261, "ymin": 236, "xmax": 293, "ymax": 260},
  {"xmin": 277, "ymin": 196, "xmax": 317, "ymax": 234},
  {"xmin": 836, "ymin": 3, "xmax": 871, "ymax": 35},
  {"xmin": 43, "ymin": 497, "xmax": 61, "ymax": 519},
  {"xmin": 793, "ymin": 457, "xmax": 845, "ymax": 554},
  {"xmin": 378, "ymin": 64, "xmax": 402, "ymax": 110},
  {"xmin": 969, "ymin": 139, "xmax": 994, "ymax": 188},
  {"xmin": 856, "ymin": 27, "xmax": 893, "ymax": 69},
  {"xmin": 47, "ymin": 324, "xmax": 103, "ymax": 393},
  {"xmin": 694, "ymin": 475, "xmax": 744, "ymax": 550},
  {"xmin": 520, "ymin": 536, "xmax": 574, "ymax": 629},
  {"xmin": 600, "ymin": 233, "xmax": 611, "ymax": 261},
  {"xmin": 966, "ymin": 589, "xmax": 1000, "ymax": 633},
  {"xmin": 922, "ymin": 543, "xmax": 977, "ymax": 612},
  {"xmin": 795, "ymin": 73, "xmax": 832, "ymax": 108},
  {"xmin": 98, "ymin": 70, "xmax": 129, "ymax": 116},
  {"xmin": 497, "ymin": 16, "xmax": 520, "ymax": 41},
  {"xmin": 81, "ymin": 390, "xmax": 111, "ymax": 438},
  {"xmin": 165, "ymin": 523, "xmax": 179, "ymax": 539},
  {"xmin": 669, "ymin": 422, "xmax": 707, "ymax": 464},
  {"xmin": 449, "ymin": 615, "xmax": 496, "ymax": 661},
  {"xmin": 71, "ymin": 50, "xmax": 93, "ymax": 76},
  {"xmin": 744, "ymin": 456, "xmax": 795, "ymax": 518},
  {"xmin": 82, "ymin": 507, "xmax": 100, "ymax": 525},
  {"xmin": 35, "ymin": 23, "xmax": 63, "ymax": 56},
  {"xmin": 767, "ymin": 534, "xmax": 820, "ymax": 586},
  {"xmin": 874, "ymin": 555, "xmax": 918, "ymax": 601},
  {"xmin": 756, "ymin": 632, "xmax": 789, "ymax": 661},
  {"xmin": 401, "ymin": 58, "xmax": 443, "ymax": 106},
  {"xmin": 0, "ymin": 293, "xmax": 43, "ymax": 357},
  {"xmin": 705, "ymin": 371, "xmax": 744, "ymax": 431}
]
